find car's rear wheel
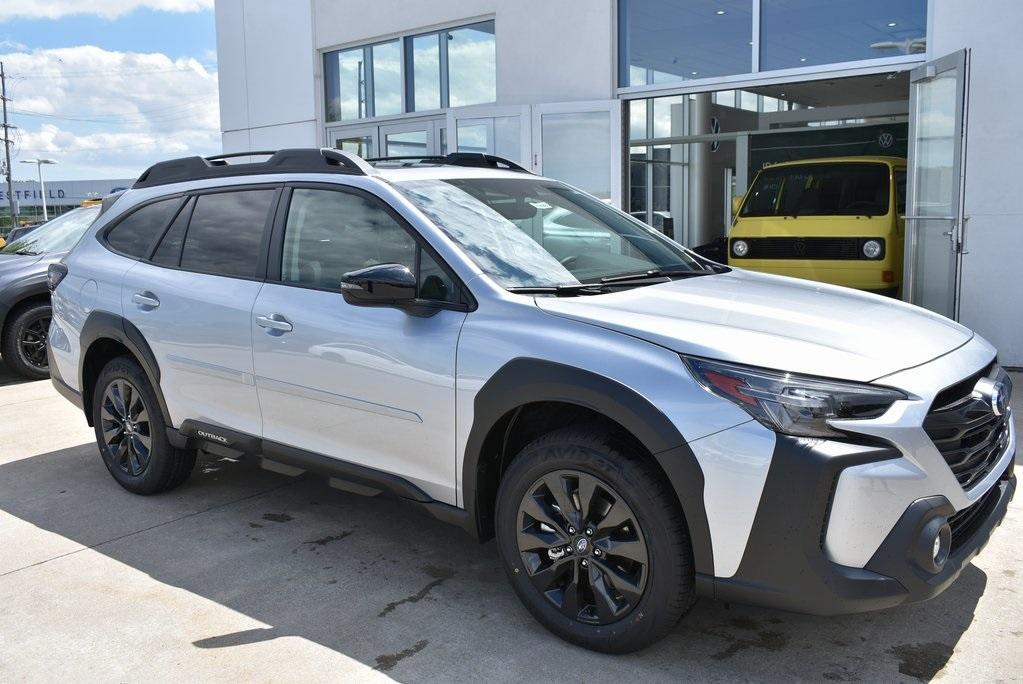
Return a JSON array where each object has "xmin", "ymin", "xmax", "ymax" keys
[
  {"xmin": 1, "ymin": 301, "xmax": 52, "ymax": 380},
  {"xmin": 495, "ymin": 426, "xmax": 695, "ymax": 653},
  {"xmin": 92, "ymin": 357, "xmax": 196, "ymax": 494}
]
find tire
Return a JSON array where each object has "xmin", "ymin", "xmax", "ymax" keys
[
  {"xmin": 495, "ymin": 425, "xmax": 695, "ymax": 653},
  {"xmin": 1, "ymin": 301, "xmax": 52, "ymax": 380},
  {"xmin": 91, "ymin": 356, "xmax": 196, "ymax": 494}
]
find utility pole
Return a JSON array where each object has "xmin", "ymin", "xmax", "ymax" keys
[{"xmin": 1, "ymin": 61, "xmax": 18, "ymax": 232}]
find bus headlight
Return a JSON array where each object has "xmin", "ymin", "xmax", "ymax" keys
[
  {"xmin": 732, "ymin": 240, "xmax": 749, "ymax": 257},
  {"xmin": 862, "ymin": 239, "xmax": 883, "ymax": 259}
]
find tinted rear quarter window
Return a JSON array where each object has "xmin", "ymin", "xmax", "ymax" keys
[
  {"xmin": 105, "ymin": 197, "xmax": 180, "ymax": 258},
  {"xmin": 180, "ymin": 189, "xmax": 276, "ymax": 278},
  {"xmin": 151, "ymin": 197, "xmax": 193, "ymax": 267}
]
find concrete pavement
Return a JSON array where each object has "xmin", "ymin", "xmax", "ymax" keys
[{"xmin": 0, "ymin": 360, "xmax": 1020, "ymax": 682}]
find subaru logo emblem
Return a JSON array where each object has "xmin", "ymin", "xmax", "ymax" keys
[{"xmin": 973, "ymin": 377, "xmax": 1009, "ymax": 417}]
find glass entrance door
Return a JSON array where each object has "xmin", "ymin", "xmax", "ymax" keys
[
  {"xmin": 904, "ymin": 50, "xmax": 968, "ymax": 318},
  {"xmin": 327, "ymin": 125, "xmax": 378, "ymax": 158},
  {"xmin": 447, "ymin": 104, "xmax": 531, "ymax": 166},
  {"xmin": 532, "ymin": 101, "xmax": 622, "ymax": 205},
  {"xmin": 327, "ymin": 117, "xmax": 445, "ymax": 160}
]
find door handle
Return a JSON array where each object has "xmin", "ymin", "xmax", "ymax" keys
[
  {"xmin": 256, "ymin": 314, "xmax": 293, "ymax": 333},
  {"xmin": 132, "ymin": 292, "xmax": 160, "ymax": 309}
]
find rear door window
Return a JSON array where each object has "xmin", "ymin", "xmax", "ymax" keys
[
  {"xmin": 180, "ymin": 189, "xmax": 276, "ymax": 278},
  {"xmin": 105, "ymin": 197, "xmax": 180, "ymax": 258}
]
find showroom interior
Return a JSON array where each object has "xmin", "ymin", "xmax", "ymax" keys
[{"xmin": 215, "ymin": 0, "xmax": 1023, "ymax": 365}]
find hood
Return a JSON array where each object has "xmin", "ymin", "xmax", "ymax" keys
[
  {"xmin": 0, "ymin": 252, "xmax": 43, "ymax": 274},
  {"xmin": 535, "ymin": 269, "xmax": 972, "ymax": 382}
]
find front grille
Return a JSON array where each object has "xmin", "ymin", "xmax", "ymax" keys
[
  {"xmin": 948, "ymin": 479, "xmax": 1002, "ymax": 551},
  {"xmin": 730, "ymin": 237, "xmax": 879, "ymax": 260},
  {"xmin": 923, "ymin": 365, "xmax": 1010, "ymax": 490}
]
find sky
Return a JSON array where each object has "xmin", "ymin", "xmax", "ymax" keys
[{"xmin": 1, "ymin": 0, "xmax": 219, "ymax": 181}]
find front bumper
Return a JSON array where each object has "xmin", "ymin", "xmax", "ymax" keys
[{"xmin": 701, "ymin": 435, "xmax": 1015, "ymax": 615}]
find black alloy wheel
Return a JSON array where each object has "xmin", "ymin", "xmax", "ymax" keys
[
  {"xmin": 18, "ymin": 313, "xmax": 50, "ymax": 373},
  {"xmin": 516, "ymin": 469, "xmax": 649, "ymax": 625},
  {"xmin": 100, "ymin": 378, "xmax": 153, "ymax": 477}
]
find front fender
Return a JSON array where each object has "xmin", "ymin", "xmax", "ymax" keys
[{"xmin": 462, "ymin": 357, "xmax": 714, "ymax": 575}]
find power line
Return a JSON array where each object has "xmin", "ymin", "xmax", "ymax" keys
[
  {"xmin": 10, "ymin": 63, "xmax": 218, "ymax": 80},
  {"xmin": 10, "ymin": 96, "xmax": 218, "ymax": 124}
]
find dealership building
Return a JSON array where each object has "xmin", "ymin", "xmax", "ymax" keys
[
  {"xmin": 215, "ymin": 0, "xmax": 1023, "ymax": 365},
  {"xmin": 1, "ymin": 178, "xmax": 134, "ymax": 225}
]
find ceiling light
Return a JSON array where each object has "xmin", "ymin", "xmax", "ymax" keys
[
  {"xmin": 716, "ymin": 9, "xmax": 726, "ymax": 15},
  {"xmin": 887, "ymin": 21, "xmax": 897, "ymax": 27},
  {"xmin": 691, "ymin": 71, "xmax": 698, "ymax": 75},
  {"xmin": 800, "ymin": 57, "xmax": 807, "ymax": 62}
]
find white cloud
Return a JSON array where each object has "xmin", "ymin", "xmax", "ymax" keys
[
  {"xmin": 0, "ymin": 39, "xmax": 28, "ymax": 51},
  {"xmin": 0, "ymin": 0, "xmax": 213, "ymax": 21},
  {"xmin": 4, "ymin": 45, "xmax": 220, "ymax": 179}
]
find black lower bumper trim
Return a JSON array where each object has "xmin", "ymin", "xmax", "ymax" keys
[
  {"xmin": 707, "ymin": 434, "xmax": 1015, "ymax": 615},
  {"xmin": 865, "ymin": 462, "xmax": 1015, "ymax": 604},
  {"xmin": 50, "ymin": 375, "xmax": 83, "ymax": 410}
]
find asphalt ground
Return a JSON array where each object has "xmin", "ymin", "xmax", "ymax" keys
[{"xmin": 0, "ymin": 360, "xmax": 1020, "ymax": 682}]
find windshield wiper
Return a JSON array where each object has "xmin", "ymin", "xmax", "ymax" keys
[
  {"xmin": 599, "ymin": 268, "xmax": 716, "ymax": 284},
  {"xmin": 507, "ymin": 283, "xmax": 609, "ymax": 296}
]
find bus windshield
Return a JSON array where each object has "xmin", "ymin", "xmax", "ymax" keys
[{"xmin": 741, "ymin": 162, "xmax": 891, "ymax": 218}]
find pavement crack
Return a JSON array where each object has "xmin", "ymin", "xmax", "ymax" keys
[
  {"xmin": 0, "ymin": 480, "xmax": 299, "ymax": 578},
  {"xmin": 377, "ymin": 565, "xmax": 455, "ymax": 618}
]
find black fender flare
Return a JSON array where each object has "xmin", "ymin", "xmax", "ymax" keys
[
  {"xmin": 462, "ymin": 358, "xmax": 714, "ymax": 575},
  {"xmin": 79, "ymin": 311, "xmax": 172, "ymax": 428},
  {"xmin": 0, "ymin": 276, "xmax": 49, "ymax": 335}
]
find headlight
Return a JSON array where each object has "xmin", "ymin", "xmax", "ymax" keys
[
  {"xmin": 862, "ymin": 239, "xmax": 883, "ymax": 259},
  {"xmin": 732, "ymin": 240, "xmax": 749, "ymax": 257},
  {"xmin": 683, "ymin": 357, "xmax": 906, "ymax": 438}
]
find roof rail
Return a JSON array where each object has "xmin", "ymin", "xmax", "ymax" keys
[
  {"xmin": 366, "ymin": 152, "xmax": 531, "ymax": 173},
  {"xmin": 132, "ymin": 148, "xmax": 372, "ymax": 189}
]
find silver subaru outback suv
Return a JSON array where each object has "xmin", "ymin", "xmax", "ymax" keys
[{"xmin": 47, "ymin": 149, "xmax": 1015, "ymax": 653}]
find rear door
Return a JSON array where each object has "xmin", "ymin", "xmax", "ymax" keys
[{"xmin": 120, "ymin": 185, "xmax": 279, "ymax": 435}]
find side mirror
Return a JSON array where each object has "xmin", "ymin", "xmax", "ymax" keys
[
  {"xmin": 731, "ymin": 194, "xmax": 745, "ymax": 216},
  {"xmin": 340, "ymin": 263, "xmax": 416, "ymax": 307}
]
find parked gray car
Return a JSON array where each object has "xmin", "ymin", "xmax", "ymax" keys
[{"xmin": 0, "ymin": 204, "xmax": 101, "ymax": 378}]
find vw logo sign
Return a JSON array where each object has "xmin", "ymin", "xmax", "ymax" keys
[
  {"xmin": 972, "ymin": 377, "xmax": 1010, "ymax": 417},
  {"xmin": 878, "ymin": 131, "xmax": 895, "ymax": 149}
]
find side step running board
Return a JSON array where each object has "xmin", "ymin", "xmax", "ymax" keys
[{"xmin": 170, "ymin": 419, "xmax": 477, "ymax": 537}]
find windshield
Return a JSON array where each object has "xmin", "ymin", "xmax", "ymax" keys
[
  {"xmin": 394, "ymin": 177, "xmax": 705, "ymax": 288},
  {"xmin": 741, "ymin": 162, "xmax": 891, "ymax": 218},
  {"xmin": 2, "ymin": 205, "xmax": 101, "ymax": 255}
]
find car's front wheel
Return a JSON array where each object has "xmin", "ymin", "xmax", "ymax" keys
[
  {"xmin": 92, "ymin": 356, "xmax": 196, "ymax": 494},
  {"xmin": 495, "ymin": 426, "xmax": 695, "ymax": 653},
  {"xmin": 1, "ymin": 301, "xmax": 52, "ymax": 380}
]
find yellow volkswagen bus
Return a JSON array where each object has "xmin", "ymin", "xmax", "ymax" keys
[{"xmin": 728, "ymin": 156, "xmax": 906, "ymax": 295}]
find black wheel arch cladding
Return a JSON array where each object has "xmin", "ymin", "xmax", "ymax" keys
[
  {"xmin": 80, "ymin": 311, "xmax": 171, "ymax": 428},
  {"xmin": 462, "ymin": 357, "xmax": 714, "ymax": 575}
]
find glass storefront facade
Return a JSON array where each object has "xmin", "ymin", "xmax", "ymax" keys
[
  {"xmin": 323, "ymin": 20, "xmax": 496, "ymax": 123},
  {"xmin": 619, "ymin": 0, "xmax": 927, "ymax": 88},
  {"xmin": 627, "ymin": 75, "xmax": 910, "ymax": 249}
]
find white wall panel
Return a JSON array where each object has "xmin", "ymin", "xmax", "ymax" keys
[{"xmin": 931, "ymin": 0, "xmax": 1023, "ymax": 365}]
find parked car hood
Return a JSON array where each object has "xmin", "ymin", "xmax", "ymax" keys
[
  {"xmin": 534, "ymin": 269, "xmax": 973, "ymax": 382},
  {"xmin": 0, "ymin": 252, "xmax": 60, "ymax": 287}
]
